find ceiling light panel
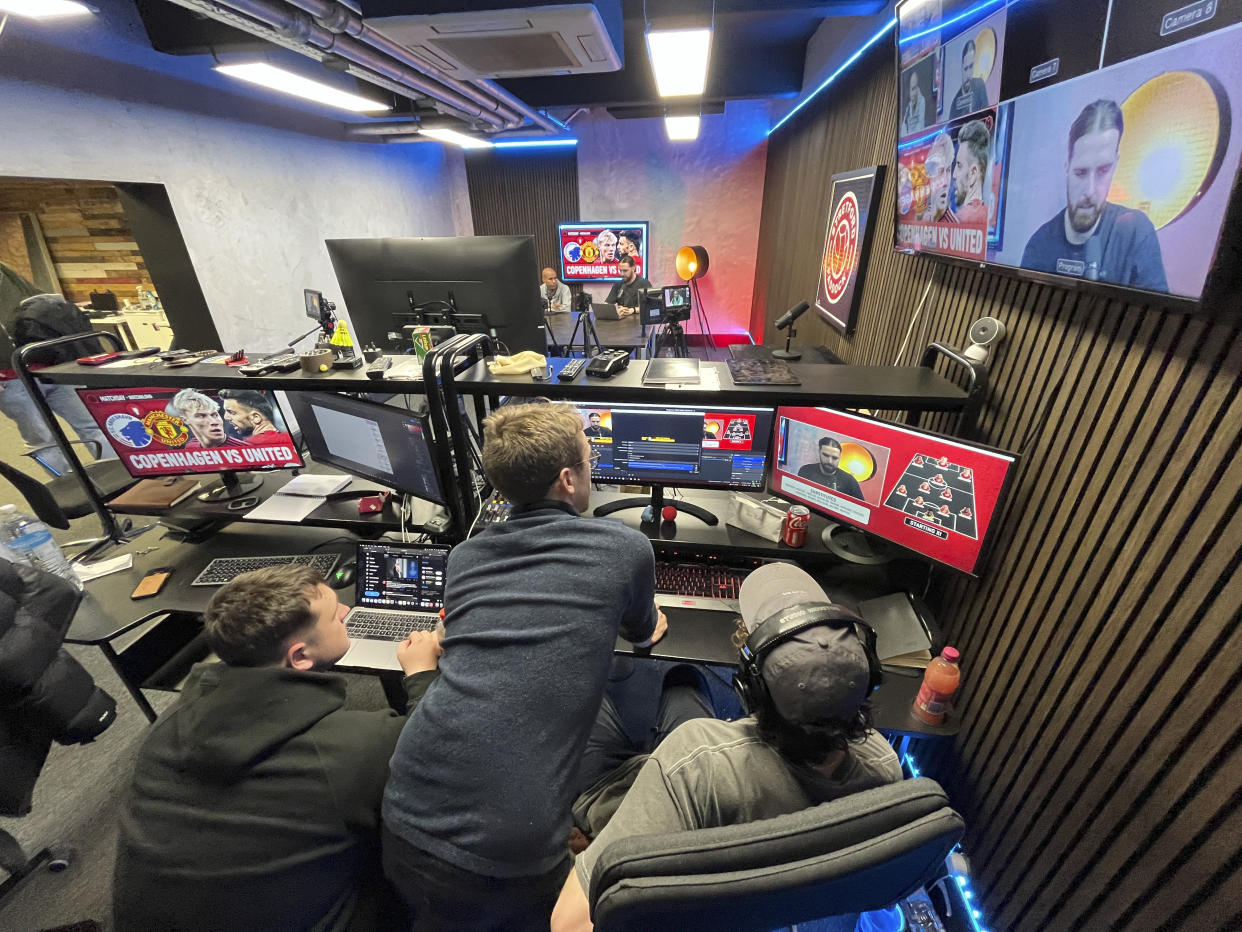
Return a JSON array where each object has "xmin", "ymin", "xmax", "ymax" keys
[
  {"xmin": 420, "ymin": 127, "xmax": 495, "ymax": 149},
  {"xmin": 646, "ymin": 28, "xmax": 712, "ymax": 97},
  {"xmin": 215, "ymin": 63, "xmax": 389, "ymax": 113},
  {"xmin": 0, "ymin": 0, "xmax": 92, "ymax": 18},
  {"xmin": 665, "ymin": 115, "xmax": 701, "ymax": 141}
]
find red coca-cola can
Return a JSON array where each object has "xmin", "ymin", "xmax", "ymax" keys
[{"xmin": 782, "ymin": 506, "xmax": 810, "ymax": 547}]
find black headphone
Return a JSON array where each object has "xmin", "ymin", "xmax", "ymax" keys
[{"xmin": 732, "ymin": 602, "xmax": 883, "ymax": 720}]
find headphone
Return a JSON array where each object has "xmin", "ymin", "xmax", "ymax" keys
[{"xmin": 732, "ymin": 602, "xmax": 883, "ymax": 720}]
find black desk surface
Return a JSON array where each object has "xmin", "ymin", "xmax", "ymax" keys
[
  {"xmin": 70, "ymin": 493, "xmax": 954, "ymax": 736},
  {"xmin": 452, "ymin": 357, "xmax": 968, "ymax": 410},
  {"xmin": 545, "ymin": 312, "xmax": 645, "ymax": 350}
]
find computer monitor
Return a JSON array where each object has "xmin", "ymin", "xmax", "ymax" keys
[
  {"xmin": 771, "ymin": 406, "xmax": 1019, "ymax": 575},
  {"xmin": 570, "ymin": 401, "xmax": 777, "ymax": 525},
  {"xmin": 76, "ymin": 385, "xmax": 303, "ymax": 503},
  {"xmin": 325, "ymin": 235, "xmax": 545, "ymax": 354},
  {"xmin": 284, "ymin": 392, "xmax": 445, "ymax": 505}
]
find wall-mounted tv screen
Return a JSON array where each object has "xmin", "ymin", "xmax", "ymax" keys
[
  {"xmin": 893, "ymin": 0, "xmax": 1242, "ymax": 305},
  {"xmin": 771, "ymin": 406, "xmax": 1018, "ymax": 575},
  {"xmin": 559, "ymin": 221, "xmax": 649, "ymax": 282}
]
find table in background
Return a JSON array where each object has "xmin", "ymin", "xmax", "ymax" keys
[{"xmin": 546, "ymin": 312, "xmax": 646, "ymax": 356}]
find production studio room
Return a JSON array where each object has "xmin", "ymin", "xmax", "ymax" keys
[{"xmin": 0, "ymin": 0, "xmax": 1240, "ymax": 930}]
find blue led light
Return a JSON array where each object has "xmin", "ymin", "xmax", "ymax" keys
[
  {"xmin": 493, "ymin": 138, "xmax": 579, "ymax": 149},
  {"xmin": 768, "ymin": 17, "xmax": 897, "ymax": 136},
  {"xmin": 898, "ymin": 0, "xmax": 1006, "ymax": 45},
  {"xmin": 896, "ymin": 126, "xmax": 948, "ymax": 151}
]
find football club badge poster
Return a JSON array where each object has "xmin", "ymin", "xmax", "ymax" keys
[{"xmin": 815, "ymin": 166, "xmax": 885, "ymax": 334}]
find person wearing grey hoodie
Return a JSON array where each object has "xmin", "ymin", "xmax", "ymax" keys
[{"xmin": 113, "ymin": 564, "xmax": 441, "ymax": 931}]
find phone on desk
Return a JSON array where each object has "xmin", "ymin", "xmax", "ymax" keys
[{"xmin": 131, "ymin": 567, "xmax": 173, "ymax": 599}]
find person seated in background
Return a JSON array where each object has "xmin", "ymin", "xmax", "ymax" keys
[
  {"xmin": 382, "ymin": 401, "xmax": 667, "ymax": 931},
  {"xmin": 113, "ymin": 565, "xmax": 442, "ymax": 932},
  {"xmin": 551, "ymin": 562, "xmax": 903, "ymax": 932},
  {"xmin": 541, "ymin": 267, "xmax": 572, "ymax": 313},
  {"xmin": 604, "ymin": 256, "xmax": 651, "ymax": 318}
]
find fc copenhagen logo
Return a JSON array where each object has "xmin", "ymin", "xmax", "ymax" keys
[{"xmin": 823, "ymin": 191, "xmax": 860, "ymax": 305}]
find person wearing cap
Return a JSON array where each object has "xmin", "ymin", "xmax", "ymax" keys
[{"xmin": 551, "ymin": 562, "xmax": 903, "ymax": 932}]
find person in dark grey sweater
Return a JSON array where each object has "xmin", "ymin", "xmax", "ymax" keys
[
  {"xmin": 382, "ymin": 401, "xmax": 668, "ymax": 931},
  {"xmin": 114, "ymin": 565, "xmax": 443, "ymax": 932}
]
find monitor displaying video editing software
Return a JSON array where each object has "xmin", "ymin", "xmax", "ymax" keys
[
  {"xmin": 355, "ymin": 542, "xmax": 448, "ymax": 611},
  {"xmin": 571, "ymin": 401, "xmax": 776, "ymax": 490},
  {"xmin": 285, "ymin": 392, "xmax": 445, "ymax": 505},
  {"xmin": 772, "ymin": 406, "xmax": 1018, "ymax": 575},
  {"xmin": 77, "ymin": 385, "xmax": 303, "ymax": 501}
]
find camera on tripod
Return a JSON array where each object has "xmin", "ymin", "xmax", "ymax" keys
[{"xmin": 644, "ymin": 284, "xmax": 692, "ymax": 324}]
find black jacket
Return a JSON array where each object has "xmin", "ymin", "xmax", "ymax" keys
[
  {"xmin": 114, "ymin": 663, "xmax": 437, "ymax": 932},
  {"xmin": 0, "ymin": 558, "xmax": 118, "ymax": 816}
]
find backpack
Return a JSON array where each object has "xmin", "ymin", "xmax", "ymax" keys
[{"xmin": 12, "ymin": 294, "xmax": 98, "ymax": 365}]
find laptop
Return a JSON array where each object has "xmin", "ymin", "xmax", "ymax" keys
[
  {"xmin": 337, "ymin": 541, "xmax": 450, "ymax": 671},
  {"xmin": 592, "ymin": 301, "xmax": 625, "ymax": 320}
]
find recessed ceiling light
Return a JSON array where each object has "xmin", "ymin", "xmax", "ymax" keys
[
  {"xmin": 0, "ymin": 0, "xmax": 93, "ymax": 18},
  {"xmin": 665, "ymin": 115, "xmax": 701, "ymax": 141},
  {"xmin": 215, "ymin": 62, "xmax": 389, "ymax": 113},
  {"xmin": 420, "ymin": 127, "xmax": 495, "ymax": 149},
  {"xmin": 646, "ymin": 28, "xmax": 712, "ymax": 97}
]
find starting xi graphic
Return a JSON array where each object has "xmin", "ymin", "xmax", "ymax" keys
[{"xmin": 883, "ymin": 453, "xmax": 979, "ymax": 539}]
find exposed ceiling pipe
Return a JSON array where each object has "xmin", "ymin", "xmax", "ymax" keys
[
  {"xmin": 278, "ymin": 0, "xmax": 563, "ymax": 135},
  {"xmin": 166, "ymin": 0, "xmax": 512, "ymax": 128},
  {"xmin": 346, "ymin": 120, "xmax": 424, "ymax": 135}
]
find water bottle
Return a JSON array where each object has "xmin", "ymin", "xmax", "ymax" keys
[
  {"xmin": 0, "ymin": 504, "xmax": 25, "ymax": 565},
  {"xmin": 2, "ymin": 505, "xmax": 82, "ymax": 589}
]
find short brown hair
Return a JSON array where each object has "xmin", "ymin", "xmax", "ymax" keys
[
  {"xmin": 481, "ymin": 403, "xmax": 585, "ymax": 505},
  {"xmin": 204, "ymin": 565, "xmax": 324, "ymax": 666}
]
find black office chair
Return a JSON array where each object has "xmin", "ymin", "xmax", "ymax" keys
[
  {"xmin": 0, "ymin": 442, "xmax": 137, "ymax": 556},
  {"xmin": 587, "ymin": 777, "xmax": 964, "ymax": 932}
]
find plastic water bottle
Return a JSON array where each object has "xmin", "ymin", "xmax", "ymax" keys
[{"xmin": 1, "ymin": 504, "xmax": 81, "ymax": 589}]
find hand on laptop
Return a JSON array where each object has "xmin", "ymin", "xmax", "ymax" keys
[
  {"xmin": 397, "ymin": 629, "xmax": 443, "ymax": 676},
  {"xmin": 650, "ymin": 608, "xmax": 668, "ymax": 645}
]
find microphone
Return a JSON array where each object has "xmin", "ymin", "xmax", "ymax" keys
[{"xmin": 774, "ymin": 301, "xmax": 810, "ymax": 331}]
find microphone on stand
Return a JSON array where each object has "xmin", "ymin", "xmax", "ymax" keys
[{"xmin": 772, "ymin": 301, "xmax": 811, "ymax": 361}]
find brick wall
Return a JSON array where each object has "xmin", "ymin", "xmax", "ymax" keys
[{"xmin": 0, "ymin": 178, "xmax": 157, "ymax": 305}]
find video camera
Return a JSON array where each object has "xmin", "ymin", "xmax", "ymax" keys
[{"xmin": 644, "ymin": 284, "xmax": 692, "ymax": 325}]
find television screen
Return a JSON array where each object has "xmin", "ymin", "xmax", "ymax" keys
[
  {"xmin": 771, "ymin": 406, "xmax": 1017, "ymax": 575},
  {"xmin": 894, "ymin": 0, "xmax": 1242, "ymax": 303},
  {"xmin": 569, "ymin": 400, "xmax": 775, "ymax": 491},
  {"xmin": 559, "ymin": 222, "xmax": 649, "ymax": 282},
  {"xmin": 77, "ymin": 386, "xmax": 303, "ymax": 479}
]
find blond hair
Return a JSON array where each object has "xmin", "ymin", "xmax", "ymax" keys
[
  {"xmin": 172, "ymin": 388, "xmax": 217, "ymax": 417},
  {"xmin": 482, "ymin": 403, "xmax": 585, "ymax": 505}
]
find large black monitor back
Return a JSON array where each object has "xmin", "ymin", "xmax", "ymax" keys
[{"xmin": 325, "ymin": 235, "xmax": 545, "ymax": 354}]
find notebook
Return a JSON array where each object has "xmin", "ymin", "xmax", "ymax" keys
[
  {"xmin": 642, "ymin": 357, "xmax": 701, "ymax": 384},
  {"xmin": 338, "ymin": 541, "xmax": 451, "ymax": 671},
  {"xmin": 107, "ymin": 476, "xmax": 200, "ymax": 510}
]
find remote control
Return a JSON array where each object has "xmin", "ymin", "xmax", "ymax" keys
[
  {"xmin": 558, "ymin": 358, "xmax": 587, "ymax": 381},
  {"xmin": 237, "ymin": 353, "xmax": 300, "ymax": 376},
  {"xmin": 365, "ymin": 356, "xmax": 393, "ymax": 380}
]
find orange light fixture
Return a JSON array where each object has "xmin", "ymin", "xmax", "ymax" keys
[
  {"xmin": 676, "ymin": 245, "xmax": 710, "ymax": 281},
  {"xmin": 838, "ymin": 442, "xmax": 876, "ymax": 482}
]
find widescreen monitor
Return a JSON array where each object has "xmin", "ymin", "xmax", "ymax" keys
[
  {"xmin": 284, "ymin": 392, "xmax": 445, "ymax": 505},
  {"xmin": 559, "ymin": 222, "xmax": 650, "ymax": 282},
  {"xmin": 77, "ymin": 386, "xmax": 303, "ymax": 501},
  {"xmin": 893, "ymin": 0, "xmax": 1242, "ymax": 305},
  {"xmin": 772, "ymin": 406, "xmax": 1017, "ymax": 575},
  {"xmin": 325, "ymin": 235, "xmax": 545, "ymax": 354}
]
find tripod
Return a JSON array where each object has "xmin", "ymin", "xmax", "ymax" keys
[
  {"xmin": 567, "ymin": 308, "xmax": 603, "ymax": 357},
  {"xmin": 653, "ymin": 318, "xmax": 690, "ymax": 358},
  {"xmin": 688, "ymin": 279, "xmax": 716, "ymax": 359}
]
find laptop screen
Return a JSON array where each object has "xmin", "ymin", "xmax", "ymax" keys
[{"xmin": 355, "ymin": 542, "xmax": 450, "ymax": 611}]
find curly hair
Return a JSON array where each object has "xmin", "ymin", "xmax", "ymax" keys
[{"xmin": 732, "ymin": 617, "xmax": 874, "ymax": 766}]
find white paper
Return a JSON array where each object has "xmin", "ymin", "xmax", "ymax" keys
[
  {"xmin": 243, "ymin": 494, "xmax": 325, "ymax": 522},
  {"xmin": 75, "ymin": 553, "xmax": 133, "ymax": 581},
  {"xmin": 281, "ymin": 474, "xmax": 351, "ymax": 497}
]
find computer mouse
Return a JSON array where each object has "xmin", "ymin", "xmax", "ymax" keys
[{"xmin": 330, "ymin": 562, "xmax": 356, "ymax": 589}]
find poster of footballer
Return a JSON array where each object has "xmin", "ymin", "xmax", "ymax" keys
[
  {"xmin": 76, "ymin": 386, "xmax": 304, "ymax": 478},
  {"xmin": 815, "ymin": 166, "xmax": 884, "ymax": 334}
]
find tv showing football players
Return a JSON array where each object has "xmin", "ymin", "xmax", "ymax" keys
[{"xmin": 559, "ymin": 222, "xmax": 649, "ymax": 282}]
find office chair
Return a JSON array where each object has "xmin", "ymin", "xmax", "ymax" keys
[
  {"xmin": 588, "ymin": 777, "xmax": 964, "ymax": 932},
  {"xmin": 0, "ymin": 443, "xmax": 137, "ymax": 556}
]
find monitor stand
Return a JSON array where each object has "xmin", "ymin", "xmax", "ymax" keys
[
  {"xmin": 821, "ymin": 522, "xmax": 894, "ymax": 565},
  {"xmin": 199, "ymin": 471, "xmax": 264, "ymax": 504},
  {"xmin": 593, "ymin": 485, "xmax": 719, "ymax": 526}
]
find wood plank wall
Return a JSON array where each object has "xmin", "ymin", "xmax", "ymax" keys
[
  {"xmin": 464, "ymin": 147, "xmax": 580, "ymax": 280},
  {"xmin": 0, "ymin": 178, "xmax": 157, "ymax": 305},
  {"xmin": 753, "ymin": 43, "xmax": 1242, "ymax": 932}
]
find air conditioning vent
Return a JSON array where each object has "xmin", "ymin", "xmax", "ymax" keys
[{"xmin": 364, "ymin": 3, "xmax": 622, "ymax": 79}]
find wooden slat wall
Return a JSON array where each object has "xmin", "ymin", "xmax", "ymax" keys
[
  {"xmin": 464, "ymin": 148, "xmax": 579, "ymax": 278},
  {"xmin": 754, "ymin": 43, "xmax": 1242, "ymax": 932},
  {"xmin": 0, "ymin": 178, "xmax": 157, "ymax": 304}
]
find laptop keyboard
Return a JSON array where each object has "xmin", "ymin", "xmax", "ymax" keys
[
  {"xmin": 654, "ymin": 561, "xmax": 748, "ymax": 599},
  {"xmin": 347, "ymin": 609, "xmax": 441, "ymax": 641},
  {"xmin": 192, "ymin": 553, "xmax": 340, "ymax": 587}
]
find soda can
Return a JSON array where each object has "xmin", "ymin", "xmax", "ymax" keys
[{"xmin": 782, "ymin": 506, "xmax": 810, "ymax": 547}]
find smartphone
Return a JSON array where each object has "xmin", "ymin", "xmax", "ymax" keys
[
  {"xmin": 531, "ymin": 365, "xmax": 552, "ymax": 381},
  {"xmin": 131, "ymin": 566, "xmax": 173, "ymax": 599},
  {"xmin": 77, "ymin": 352, "xmax": 122, "ymax": 366}
]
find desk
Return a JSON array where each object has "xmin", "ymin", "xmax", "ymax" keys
[{"xmin": 545, "ymin": 312, "xmax": 646, "ymax": 355}]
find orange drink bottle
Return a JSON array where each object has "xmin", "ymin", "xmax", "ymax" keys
[{"xmin": 912, "ymin": 647, "xmax": 960, "ymax": 725}]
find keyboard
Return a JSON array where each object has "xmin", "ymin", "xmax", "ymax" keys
[
  {"xmin": 654, "ymin": 561, "xmax": 749, "ymax": 599},
  {"xmin": 346, "ymin": 609, "xmax": 441, "ymax": 641},
  {"xmin": 191, "ymin": 553, "xmax": 341, "ymax": 587}
]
